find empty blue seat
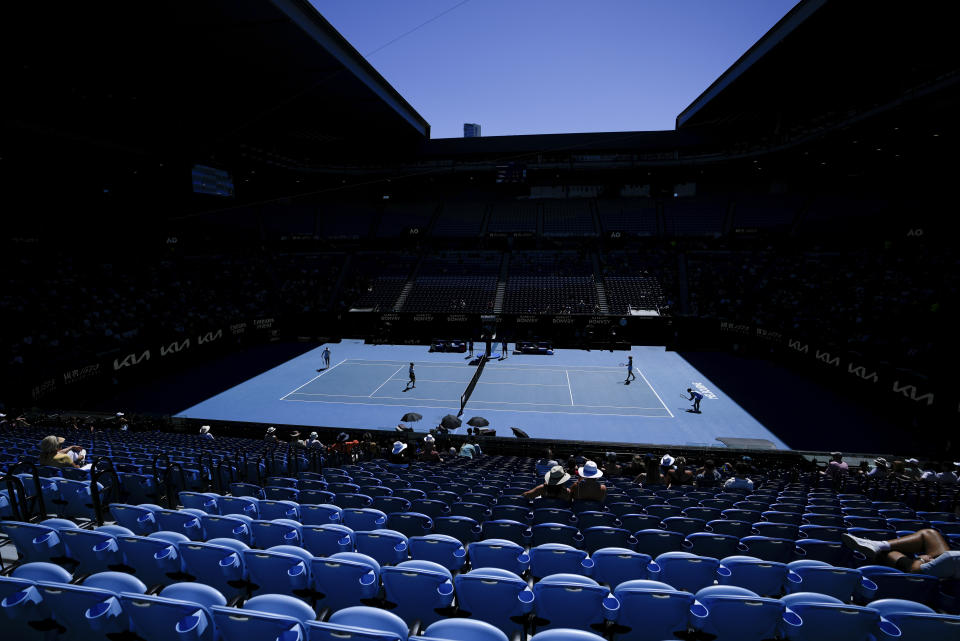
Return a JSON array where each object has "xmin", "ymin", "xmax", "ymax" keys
[
  {"xmin": 468, "ymin": 539, "xmax": 530, "ymax": 574},
  {"xmin": 801, "ymin": 513, "xmax": 845, "ymax": 527},
  {"xmin": 342, "ymin": 508, "xmax": 388, "ymax": 531},
  {"xmin": 452, "ymin": 502, "xmax": 492, "ymax": 522},
  {"xmin": 686, "ymin": 532, "xmax": 741, "ymax": 559},
  {"xmin": 1, "ymin": 519, "xmax": 76, "ymax": 564},
  {"xmin": 302, "ymin": 524, "xmax": 354, "ymax": 557},
  {"xmin": 120, "ymin": 582, "xmax": 227, "ymax": 641},
  {"xmin": 306, "ymin": 605, "xmax": 408, "ymax": 641},
  {"xmin": 780, "ymin": 592, "xmax": 896, "ymax": 641},
  {"xmin": 155, "ymin": 508, "xmax": 207, "ymax": 541},
  {"xmin": 529, "ymin": 544, "xmax": 593, "ymax": 578},
  {"xmin": 243, "ymin": 545, "xmax": 313, "ymax": 599},
  {"xmin": 786, "ymin": 560, "xmax": 875, "ymax": 602},
  {"xmin": 180, "ymin": 538, "xmax": 249, "ymax": 598},
  {"xmin": 856, "ymin": 565, "xmax": 939, "ymax": 605},
  {"xmin": 38, "ymin": 571, "xmax": 147, "ymax": 641},
  {"xmin": 355, "ymin": 529, "xmax": 409, "ymax": 566},
  {"xmin": 692, "ymin": 585, "xmax": 786, "ymax": 641},
  {"xmin": 311, "ymin": 552, "xmax": 381, "ymax": 612},
  {"xmin": 434, "ymin": 516, "xmax": 481, "ymax": 543},
  {"xmin": 532, "ymin": 574, "xmax": 619, "ymax": 631},
  {"xmin": 532, "ymin": 508, "xmax": 575, "ymax": 526},
  {"xmin": 591, "ymin": 547, "xmax": 656, "ymax": 588},
  {"xmin": 707, "ymin": 519, "xmax": 752, "ymax": 538},
  {"xmin": 454, "ymin": 567, "xmax": 534, "ymax": 634},
  {"xmin": 655, "ymin": 551, "xmax": 720, "ymax": 592},
  {"xmin": 336, "ymin": 493, "xmax": 375, "ymax": 509},
  {"xmin": 619, "ymin": 513, "xmax": 662, "ymax": 533},
  {"xmin": 480, "ymin": 520, "xmax": 529, "ymax": 546},
  {"xmin": 869, "ymin": 597, "xmax": 960, "ymax": 641},
  {"xmin": 201, "ymin": 514, "xmax": 253, "ymax": 545},
  {"xmin": 212, "ymin": 593, "xmax": 316, "ymax": 641},
  {"xmin": 251, "ymin": 518, "xmax": 302, "ymax": 548},
  {"xmin": 418, "ymin": 618, "xmax": 509, "ymax": 641},
  {"xmin": 220, "ymin": 495, "xmax": 260, "ymax": 518},
  {"xmin": 718, "ymin": 555, "xmax": 796, "ymax": 596},
  {"xmin": 412, "ymin": 499, "xmax": 453, "ymax": 519},
  {"xmin": 581, "ymin": 526, "xmax": 634, "ymax": 554},
  {"xmin": 59, "ymin": 525, "xmax": 132, "ymax": 573},
  {"xmin": 381, "ymin": 560, "xmax": 454, "ymax": 626},
  {"xmin": 116, "ymin": 531, "xmax": 189, "ymax": 587},
  {"xmin": 300, "ymin": 489, "xmax": 337, "ymax": 505},
  {"xmin": 576, "ymin": 511, "xmax": 619, "ymax": 530},
  {"xmin": 110, "ymin": 504, "xmax": 162, "ymax": 535},
  {"xmin": 300, "ymin": 503, "xmax": 343, "ymax": 525},
  {"xmin": 633, "ymin": 529, "xmax": 685, "ymax": 558},
  {"xmin": 258, "ymin": 499, "xmax": 301, "ymax": 521},
  {"xmin": 531, "ymin": 523, "xmax": 582, "ymax": 547},
  {"xmin": 409, "ymin": 534, "xmax": 466, "ymax": 571},
  {"xmin": 529, "ymin": 629, "xmax": 605, "ymax": 641},
  {"xmin": 386, "ymin": 512, "xmax": 434, "ymax": 538},
  {"xmin": 228, "ymin": 483, "xmax": 264, "ymax": 500},
  {"xmin": 613, "ymin": 579, "xmax": 701, "ymax": 641},
  {"xmin": 739, "ymin": 536, "xmax": 798, "ymax": 563},
  {"xmin": 794, "ymin": 539, "xmax": 848, "ymax": 565}
]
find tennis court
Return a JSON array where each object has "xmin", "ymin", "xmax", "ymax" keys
[
  {"xmin": 282, "ymin": 359, "xmax": 673, "ymax": 418},
  {"xmin": 176, "ymin": 340, "xmax": 787, "ymax": 448}
]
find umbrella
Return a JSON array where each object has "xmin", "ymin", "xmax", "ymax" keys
[
  {"xmin": 441, "ymin": 414, "xmax": 462, "ymax": 429},
  {"xmin": 511, "ymin": 427, "xmax": 530, "ymax": 438},
  {"xmin": 466, "ymin": 417, "xmax": 489, "ymax": 427},
  {"xmin": 401, "ymin": 412, "xmax": 423, "ymax": 422}
]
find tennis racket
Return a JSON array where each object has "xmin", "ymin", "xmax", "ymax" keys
[{"xmin": 679, "ymin": 393, "xmax": 690, "ymax": 400}]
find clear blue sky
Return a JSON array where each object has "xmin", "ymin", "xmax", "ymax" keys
[{"xmin": 310, "ymin": 0, "xmax": 799, "ymax": 139}]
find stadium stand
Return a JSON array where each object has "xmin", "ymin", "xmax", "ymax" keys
[{"xmin": 596, "ymin": 198, "xmax": 658, "ymax": 236}]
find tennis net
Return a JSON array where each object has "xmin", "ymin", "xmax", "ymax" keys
[{"xmin": 459, "ymin": 354, "xmax": 487, "ymax": 416}]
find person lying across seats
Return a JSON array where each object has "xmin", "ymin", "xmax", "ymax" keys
[{"xmin": 842, "ymin": 528, "xmax": 960, "ymax": 579}]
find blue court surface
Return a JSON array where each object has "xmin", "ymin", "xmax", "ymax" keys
[{"xmin": 176, "ymin": 340, "xmax": 787, "ymax": 449}]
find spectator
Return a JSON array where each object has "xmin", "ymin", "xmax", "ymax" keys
[
  {"xmin": 824, "ymin": 451, "xmax": 848, "ymax": 483},
  {"xmin": 199, "ymin": 425, "xmax": 213, "ymax": 440},
  {"xmin": 867, "ymin": 457, "xmax": 889, "ymax": 479},
  {"xmin": 939, "ymin": 461, "xmax": 959, "ymax": 485},
  {"xmin": 842, "ymin": 529, "xmax": 960, "ymax": 578},
  {"xmin": 459, "ymin": 440, "xmax": 476, "ymax": 459},
  {"xmin": 264, "ymin": 426, "xmax": 278, "ymax": 443},
  {"xmin": 388, "ymin": 441, "xmax": 410, "ymax": 466},
  {"xmin": 695, "ymin": 459, "xmax": 722, "ymax": 488},
  {"xmin": 602, "ymin": 451, "xmax": 621, "ymax": 477},
  {"xmin": 723, "ymin": 462, "xmax": 754, "ymax": 491},
  {"xmin": 306, "ymin": 432, "xmax": 323, "ymax": 449},
  {"xmin": 38, "ymin": 435, "xmax": 83, "ymax": 468},
  {"xmin": 666, "ymin": 456, "xmax": 693, "ymax": 487},
  {"xmin": 523, "ymin": 465, "xmax": 572, "ymax": 503},
  {"xmin": 570, "ymin": 460, "xmax": 607, "ymax": 503},
  {"xmin": 636, "ymin": 454, "xmax": 663, "ymax": 487},
  {"xmin": 419, "ymin": 435, "xmax": 442, "ymax": 462}
]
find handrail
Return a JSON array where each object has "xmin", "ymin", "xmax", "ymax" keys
[
  {"xmin": 0, "ymin": 474, "xmax": 29, "ymax": 521},
  {"xmin": 165, "ymin": 463, "xmax": 187, "ymax": 509},
  {"xmin": 90, "ymin": 457, "xmax": 121, "ymax": 526},
  {"xmin": 214, "ymin": 456, "xmax": 237, "ymax": 494},
  {"xmin": 10, "ymin": 458, "xmax": 47, "ymax": 519}
]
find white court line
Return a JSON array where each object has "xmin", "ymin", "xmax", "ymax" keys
[
  {"xmin": 565, "ymin": 370, "xmax": 574, "ymax": 406},
  {"xmin": 279, "ymin": 358, "xmax": 347, "ymax": 400},
  {"xmin": 369, "ymin": 366, "xmax": 405, "ymax": 397},
  {"xmin": 281, "ymin": 397, "xmax": 673, "ymax": 418},
  {"xmin": 342, "ymin": 358, "xmax": 626, "ymax": 372},
  {"xmin": 384, "ymin": 377, "xmax": 567, "ymax": 387},
  {"xmin": 633, "ymin": 366, "xmax": 674, "ymax": 418},
  {"xmin": 287, "ymin": 391, "xmax": 664, "ymax": 410}
]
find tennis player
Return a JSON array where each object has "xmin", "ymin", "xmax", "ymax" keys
[
  {"xmin": 624, "ymin": 355, "xmax": 636, "ymax": 383},
  {"xmin": 405, "ymin": 362, "xmax": 416, "ymax": 390},
  {"xmin": 686, "ymin": 388, "xmax": 703, "ymax": 413}
]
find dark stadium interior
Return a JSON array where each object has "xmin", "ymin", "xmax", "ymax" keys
[{"xmin": 2, "ymin": 0, "xmax": 960, "ymax": 637}]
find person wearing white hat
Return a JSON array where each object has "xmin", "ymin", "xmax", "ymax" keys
[
  {"xmin": 570, "ymin": 460, "xmax": 606, "ymax": 503},
  {"xmin": 419, "ymin": 434, "xmax": 442, "ymax": 462},
  {"xmin": 867, "ymin": 457, "xmax": 889, "ymax": 479},
  {"xmin": 38, "ymin": 435, "xmax": 85, "ymax": 468},
  {"xmin": 389, "ymin": 440, "xmax": 410, "ymax": 465},
  {"xmin": 264, "ymin": 426, "xmax": 278, "ymax": 443},
  {"xmin": 306, "ymin": 432, "xmax": 322, "ymax": 448},
  {"xmin": 938, "ymin": 461, "xmax": 959, "ymax": 486},
  {"xmin": 523, "ymin": 465, "xmax": 572, "ymax": 502},
  {"xmin": 199, "ymin": 425, "xmax": 213, "ymax": 440}
]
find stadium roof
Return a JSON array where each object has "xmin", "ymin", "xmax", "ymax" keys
[
  {"xmin": 676, "ymin": 0, "xmax": 960, "ymax": 132},
  {"xmin": 2, "ymin": 0, "xmax": 429, "ymax": 167}
]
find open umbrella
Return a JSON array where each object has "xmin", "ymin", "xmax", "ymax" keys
[
  {"xmin": 511, "ymin": 427, "xmax": 530, "ymax": 438},
  {"xmin": 466, "ymin": 417, "xmax": 489, "ymax": 427},
  {"xmin": 441, "ymin": 414, "xmax": 462, "ymax": 430},
  {"xmin": 401, "ymin": 412, "xmax": 423, "ymax": 423}
]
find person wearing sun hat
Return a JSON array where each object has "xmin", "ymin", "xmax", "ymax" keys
[
  {"xmin": 39, "ymin": 435, "xmax": 84, "ymax": 468},
  {"xmin": 199, "ymin": 425, "xmax": 214, "ymax": 440},
  {"xmin": 570, "ymin": 460, "xmax": 607, "ymax": 503},
  {"xmin": 389, "ymin": 440, "xmax": 410, "ymax": 465},
  {"xmin": 523, "ymin": 464, "xmax": 572, "ymax": 502},
  {"xmin": 264, "ymin": 426, "xmax": 278, "ymax": 443},
  {"xmin": 419, "ymin": 434, "xmax": 442, "ymax": 462}
]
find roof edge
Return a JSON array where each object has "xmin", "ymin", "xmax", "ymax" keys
[
  {"xmin": 271, "ymin": 0, "xmax": 430, "ymax": 138},
  {"xmin": 675, "ymin": 0, "xmax": 828, "ymax": 129}
]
